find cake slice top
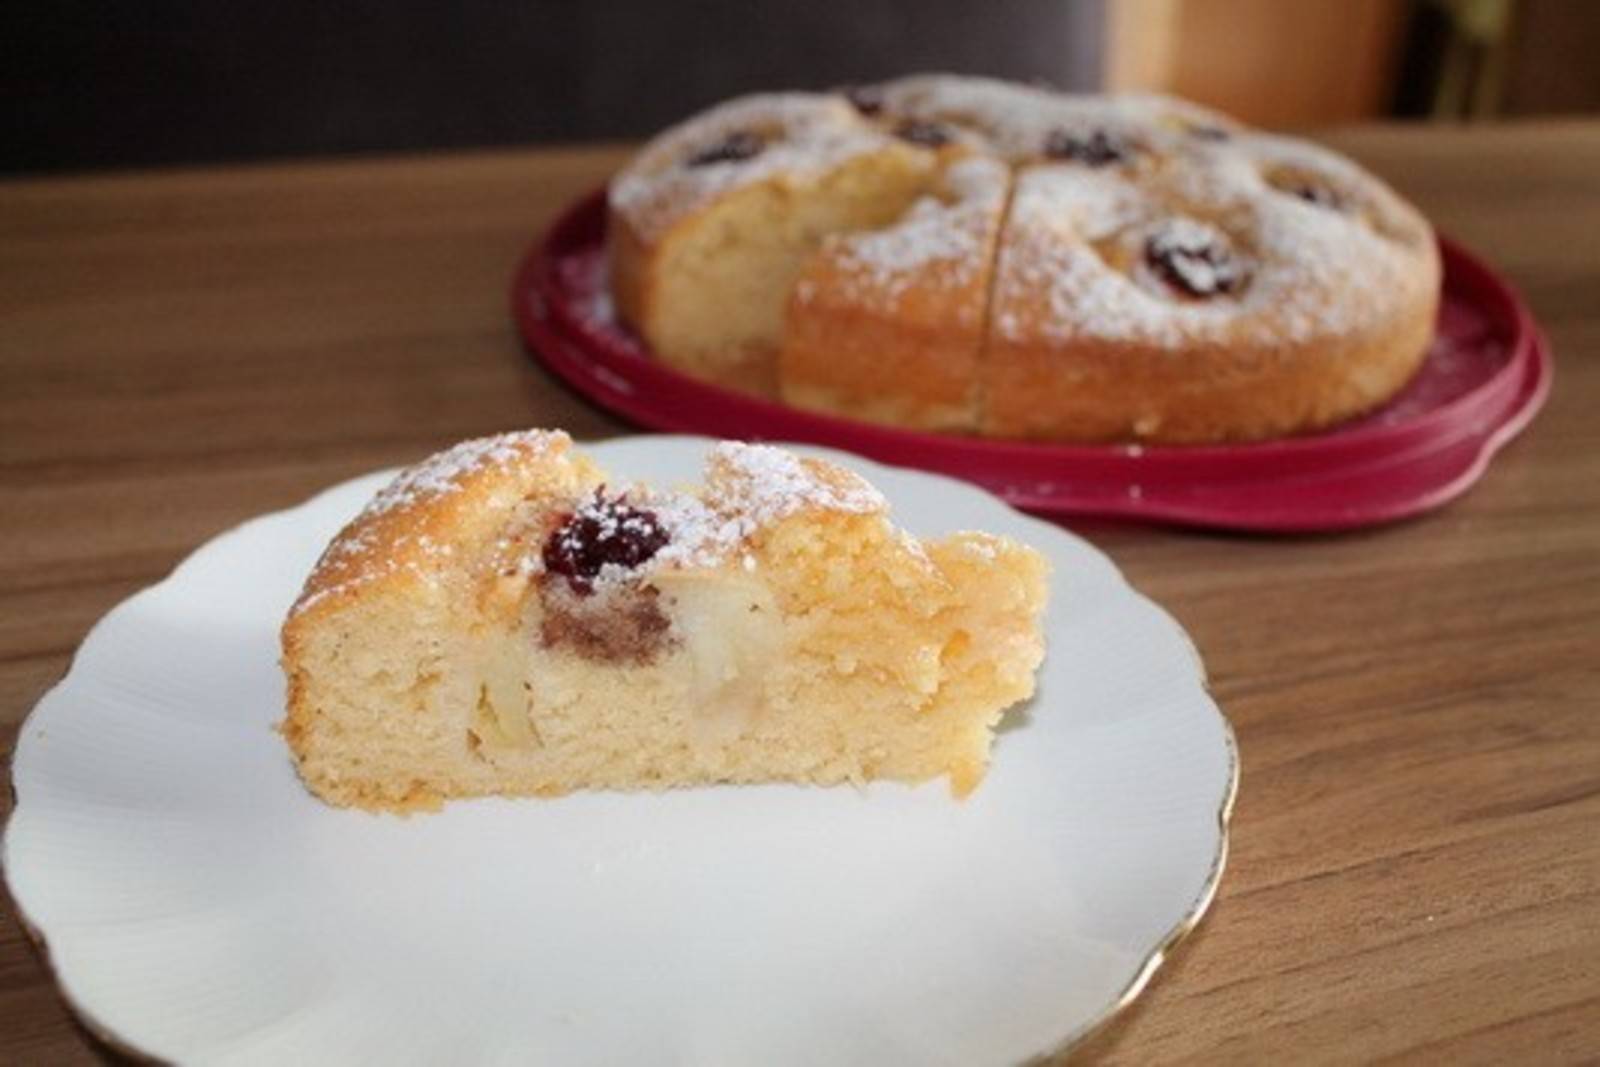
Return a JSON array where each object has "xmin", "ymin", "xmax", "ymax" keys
[
  {"xmin": 286, "ymin": 434, "xmax": 894, "ymax": 625},
  {"xmin": 289, "ymin": 430, "xmax": 581, "ymax": 621},
  {"xmin": 542, "ymin": 441, "xmax": 888, "ymax": 582}
]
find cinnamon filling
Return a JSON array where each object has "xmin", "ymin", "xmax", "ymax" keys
[
  {"xmin": 537, "ymin": 490, "xmax": 676, "ymax": 663},
  {"xmin": 538, "ymin": 580, "xmax": 673, "ymax": 665}
]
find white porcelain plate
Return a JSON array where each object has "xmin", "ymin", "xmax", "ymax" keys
[{"xmin": 5, "ymin": 436, "xmax": 1237, "ymax": 1066}]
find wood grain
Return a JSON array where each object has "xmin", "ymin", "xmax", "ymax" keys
[{"xmin": 4, "ymin": 125, "xmax": 1600, "ymax": 1064}]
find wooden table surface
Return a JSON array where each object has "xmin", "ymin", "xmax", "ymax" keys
[{"xmin": 3, "ymin": 122, "xmax": 1598, "ymax": 1064}]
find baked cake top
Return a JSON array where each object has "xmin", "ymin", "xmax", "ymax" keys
[
  {"xmin": 609, "ymin": 73, "xmax": 1436, "ymax": 352},
  {"xmin": 287, "ymin": 435, "xmax": 891, "ymax": 622}
]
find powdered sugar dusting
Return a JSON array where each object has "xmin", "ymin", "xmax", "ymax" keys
[
  {"xmin": 290, "ymin": 431, "xmax": 564, "ymax": 617},
  {"xmin": 611, "ymin": 73, "xmax": 1431, "ymax": 359},
  {"xmin": 818, "ymin": 157, "xmax": 1007, "ymax": 309},
  {"xmin": 528, "ymin": 444, "xmax": 888, "ymax": 582},
  {"xmin": 363, "ymin": 431, "xmax": 564, "ymax": 521},
  {"xmin": 290, "ymin": 579, "xmax": 357, "ymax": 617},
  {"xmin": 609, "ymin": 74, "xmax": 1231, "ymax": 247},
  {"xmin": 638, "ymin": 492, "xmax": 738, "ymax": 571},
  {"xmin": 1008, "ymin": 164, "xmax": 1144, "ymax": 242},
  {"xmin": 993, "ymin": 123, "xmax": 1431, "ymax": 350},
  {"xmin": 710, "ymin": 441, "xmax": 885, "ymax": 518},
  {"xmin": 612, "ymin": 74, "xmax": 1429, "ymax": 355},
  {"xmin": 631, "ymin": 443, "xmax": 887, "ymax": 572},
  {"xmin": 955, "ymin": 534, "xmax": 999, "ymax": 560},
  {"xmin": 609, "ymin": 93, "xmax": 900, "ymax": 243}
]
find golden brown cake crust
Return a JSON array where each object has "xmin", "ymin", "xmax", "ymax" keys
[
  {"xmin": 606, "ymin": 74, "xmax": 1442, "ymax": 443},
  {"xmin": 283, "ymin": 430, "xmax": 581, "ymax": 629}
]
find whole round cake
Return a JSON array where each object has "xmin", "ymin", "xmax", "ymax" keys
[{"xmin": 607, "ymin": 74, "xmax": 1441, "ymax": 444}]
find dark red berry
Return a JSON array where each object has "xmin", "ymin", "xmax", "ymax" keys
[
  {"xmin": 894, "ymin": 120, "xmax": 952, "ymax": 148},
  {"xmin": 542, "ymin": 490, "xmax": 670, "ymax": 595},
  {"xmin": 1145, "ymin": 223, "xmax": 1247, "ymax": 297},
  {"xmin": 1043, "ymin": 128, "xmax": 1130, "ymax": 166},
  {"xmin": 844, "ymin": 85, "xmax": 884, "ymax": 116},
  {"xmin": 1288, "ymin": 182, "xmax": 1344, "ymax": 209},
  {"xmin": 685, "ymin": 131, "xmax": 765, "ymax": 168}
]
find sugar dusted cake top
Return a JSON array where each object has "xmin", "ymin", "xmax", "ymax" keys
[
  {"xmin": 291, "ymin": 430, "xmax": 572, "ymax": 619},
  {"xmin": 610, "ymin": 73, "xmax": 1436, "ymax": 353},
  {"xmin": 288, "ymin": 437, "xmax": 891, "ymax": 618}
]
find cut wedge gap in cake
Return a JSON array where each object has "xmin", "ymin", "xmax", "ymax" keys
[
  {"xmin": 607, "ymin": 95, "xmax": 943, "ymax": 395},
  {"xmin": 967, "ymin": 160, "xmax": 1022, "ymax": 438},
  {"xmin": 778, "ymin": 156, "xmax": 1017, "ymax": 432}
]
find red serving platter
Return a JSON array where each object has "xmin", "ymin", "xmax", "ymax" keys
[{"xmin": 513, "ymin": 189, "xmax": 1550, "ymax": 531}]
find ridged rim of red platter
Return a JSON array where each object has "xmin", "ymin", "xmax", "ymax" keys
[{"xmin": 512, "ymin": 188, "xmax": 1551, "ymax": 532}]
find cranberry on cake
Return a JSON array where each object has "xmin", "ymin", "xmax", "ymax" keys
[
  {"xmin": 607, "ymin": 73, "xmax": 1441, "ymax": 443},
  {"xmin": 280, "ymin": 431, "xmax": 1049, "ymax": 811}
]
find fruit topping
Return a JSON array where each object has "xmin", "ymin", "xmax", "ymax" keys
[
  {"xmin": 1186, "ymin": 122, "xmax": 1231, "ymax": 142},
  {"xmin": 894, "ymin": 120, "xmax": 953, "ymax": 148},
  {"xmin": 1286, "ymin": 181, "xmax": 1345, "ymax": 209},
  {"xmin": 844, "ymin": 85, "xmax": 885, "ymax": 116},
  {"xmin": 542, "ymin": 490, "xmax": 670, "ymax": 595},
  {"xmin": 1043, "ymin": 128, "xmax": 1131, "ymax": 166},
  {"xmin": 685, "ymin": 131, "xmax": 765, "ymax": 168},
  {"xmin": 1145, "ymin": 220, "xmax": 1248, "ymax": 297}
]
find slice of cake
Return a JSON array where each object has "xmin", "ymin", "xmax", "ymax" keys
[{"xmin": 280, "ymin": 431, "xmax": 1049, "ymax": 811}]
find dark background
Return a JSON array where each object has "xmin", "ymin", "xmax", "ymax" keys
[
  {"xmin": 4, "ymin": 0, "xmax": 1596, "ymax": 176},
  {"xmin": 1, "ymin": 0, "xmax": 1104, "ymax": 174}
]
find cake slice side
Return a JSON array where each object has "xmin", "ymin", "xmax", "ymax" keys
[{"xmin": 281, "ymin": 437, "xmax": 1049, "ymax": 811}]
